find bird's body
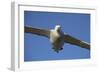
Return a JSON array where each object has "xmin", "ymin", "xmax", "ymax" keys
[
  {"xmin": 25, "ymin": 25, "xmax": 90, "ymax": 53},
  {"xmin": 50, "ymin": 27, "xmax": 64, "ymax": 53}
]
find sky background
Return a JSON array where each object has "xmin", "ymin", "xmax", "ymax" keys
[{"xmin": 24, "ymin": 11, "xmax": 90, "ymax": 61}]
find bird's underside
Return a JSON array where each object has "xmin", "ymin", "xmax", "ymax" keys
[{"xmin": 24, "ymin": 26, "xmax": 90, "ymax": 53}]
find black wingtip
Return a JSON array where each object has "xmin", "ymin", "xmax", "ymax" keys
[{"xmin": 80, "ymin": 41, "xmax": 90, "ymax": 50}]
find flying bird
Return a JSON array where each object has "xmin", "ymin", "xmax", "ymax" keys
[{"xmin": 25, "ymin": 25, "xmax": 90, "ymax": 53}]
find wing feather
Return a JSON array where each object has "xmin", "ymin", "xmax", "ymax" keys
[
  {"xmin": 64, "ymin": 34, "xmax": 90, "ymax": 50},
  {"xmin": 24, "ymin": 26, "xmax": 50, "ymax": 38}
]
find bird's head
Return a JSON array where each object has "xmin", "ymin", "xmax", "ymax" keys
[{"xmin": 55, "ymin": 25, "xmax": 61, "ymax": 32}]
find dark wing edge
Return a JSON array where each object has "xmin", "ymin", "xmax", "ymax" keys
[
  {"xmin": 24, "ymin": 26, "xmax": 50, "ymax": 38},
  {"xmin": 64, "ymin": 34, "xmax": 90, "ymax": 50}
]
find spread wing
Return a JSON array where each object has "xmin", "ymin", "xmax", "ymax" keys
[
  {"xmin": 64, "ymin": 34, "xmax": 90, "ymax": 50},
  {"xmin": 24, "ymin": 26, "xmax": 50, "ymax": 38}
]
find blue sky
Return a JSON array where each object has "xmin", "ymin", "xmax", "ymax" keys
[{"xmin": 24, "ymin": 11, "xmax": 90, "ymax": 61}]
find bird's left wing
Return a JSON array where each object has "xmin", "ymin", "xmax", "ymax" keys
[
  {"xmin": 64, "ymin": 34, "xmax": 90, "ymax": 50},
  {"xmin": 25, "ymin": 26, "xmax": 50, "ymax": 38}
]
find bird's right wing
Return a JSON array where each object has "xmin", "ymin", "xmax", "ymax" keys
[
  {"xmin": 64, "ymin": 34, "xmax": 90, "ymax": 50},
  {"xmin": 25, "ymin": 26, "xmax": 50, "ymax": 38}
]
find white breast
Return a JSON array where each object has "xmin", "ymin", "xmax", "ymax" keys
[{"xmin": 50, "ymin": 29, "xmax": 60, "ymax": 43}]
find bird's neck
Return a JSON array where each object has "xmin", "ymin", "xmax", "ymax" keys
[{"xmin": 55, "ymin": 29, "xmax": 61, "ymax": 34}]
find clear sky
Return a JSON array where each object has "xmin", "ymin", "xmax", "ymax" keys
[{"xmin": 24, "ymin": 11, "xmax": 90, "ymax": 61}]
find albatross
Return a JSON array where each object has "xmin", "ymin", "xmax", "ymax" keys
[{"xmin": 25, "ymin": 25, "xmax": 90, "ymax": 53}]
